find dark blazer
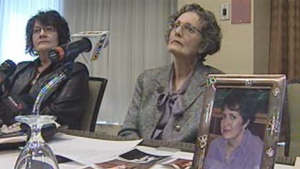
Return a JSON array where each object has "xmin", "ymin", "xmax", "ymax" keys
[
  {"xmin": 119, "ymin": 61, "xmax": 223, "ymax": 143},
  {"xmin": 1, "ymin": 59, "xmax": 89, "ymax": 129}
]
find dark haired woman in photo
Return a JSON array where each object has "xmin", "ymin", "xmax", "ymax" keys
[{"xmin": 204, "ymin": 90, "xmax": 264, "ymax": 169}]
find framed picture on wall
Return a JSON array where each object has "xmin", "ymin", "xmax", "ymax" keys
[{"xmin": 192, "ymin": 74, "xmax": 286, "ymax": 169}]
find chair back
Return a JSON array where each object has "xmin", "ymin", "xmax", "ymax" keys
[
  {"xmin": 80, "ymin": 77, "xmax": 108, "ymax": 132},
  {"xmin": 287, "ymin": 80, "xmax": 300, "ymax": 157}
]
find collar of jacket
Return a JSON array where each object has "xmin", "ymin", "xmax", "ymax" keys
[
  {"xmin": 33, "ymin": 58, "xmax": 64, "ymax": 74},
  {"xmin": 154, "ymin": 61, "xmax": 209, "ymax": 113}
]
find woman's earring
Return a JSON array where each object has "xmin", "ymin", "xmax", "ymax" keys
[
  {"xmin": 243, "ymin": 120, "xmax": 250, "ymax": 130},
  {"xmin": 33, "ymin": 50, "xmax": 38, "ymax": 56}
]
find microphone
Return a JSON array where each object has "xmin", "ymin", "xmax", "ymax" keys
[
  {"xmin": 48, "ymin": 37, "xmax": 92, "ymax": 63},
  {"xmin": 0, "ymin": 59, "xmax": 17, "ymax": 86}
]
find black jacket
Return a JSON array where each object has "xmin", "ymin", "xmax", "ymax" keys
[{"xmin": 0, "ymin": 59, "xmax": 89, "ymax": 129}]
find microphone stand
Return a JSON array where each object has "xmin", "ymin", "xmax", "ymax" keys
[{"xmin": 31, "ymin": 63, "xmax": 73, "ymax": 115}]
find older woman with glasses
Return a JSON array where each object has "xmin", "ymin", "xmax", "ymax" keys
[{"xmin": 118, "ymin": 3, "xmax": 223, "ymax": 143}]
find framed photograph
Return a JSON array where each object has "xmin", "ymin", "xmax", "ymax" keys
[{"xmin": 192, "ymin": 74, "xmax": 286, "ymax": 169}]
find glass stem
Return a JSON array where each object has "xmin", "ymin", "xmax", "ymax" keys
[{"xmin": 29, "ymin": 124, "xmax": 44, "ymax": 144}]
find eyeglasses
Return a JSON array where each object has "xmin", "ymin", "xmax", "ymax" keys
[
  {"xmin": 168, "ymin": 21, "xmax": 202, "ymax": 35},
  {"xmin": 33, "ymin": 26, "xmax": 56, "ymax": 35}
]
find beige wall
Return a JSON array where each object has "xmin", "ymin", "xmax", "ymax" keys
[{"xmin": 178, "ymin": 0, "xmax": 270, "ymax": 74}]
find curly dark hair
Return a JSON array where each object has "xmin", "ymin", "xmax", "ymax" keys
[
  {"xmin": 165, "ymin": 3, "xmax": 222, "ymax": 61},
  {"xmin": 221, "ymin": 89, "xmax": 257, "ymax": 129},
  {"xmin": 25, "ymin": 10, "xmax": 70, "ymax": 56}
]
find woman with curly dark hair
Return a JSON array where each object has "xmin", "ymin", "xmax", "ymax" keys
[
  {"xmin": 204, "ymin": 90, "xmax": 263, "ymax": 169},
  {"xmin": 119, "ymin": 3, "xmax": 223, "ymax": 143},
  {"xmin": 0, "ymin": 10, "xmax": 89, "ymax": 130}
]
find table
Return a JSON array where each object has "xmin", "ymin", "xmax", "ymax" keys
[
  {"xmin": 62, "ymin": 130, "xmax": 297, "ymax": 168},
  {"xmin": 0, "ymin": 129, "xmax": 297, "ymax": 169}
]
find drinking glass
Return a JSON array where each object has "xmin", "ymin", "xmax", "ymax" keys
[{"xmin": 14, "ymin": 115, "xmax": 59, "ymax": 169}]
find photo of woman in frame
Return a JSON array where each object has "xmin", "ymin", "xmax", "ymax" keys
[
  {"xmin": 192, "ymin": 74, "xmax": 286, "ymax": 169},
  {"xmin": 203, "ymin": 89, "xmax": 268, "ymax": 169}
]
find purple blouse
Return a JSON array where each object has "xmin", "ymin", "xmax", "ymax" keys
[
  {"xmin": 204, "ymin": 129, "xmax": 264, "ymax": 169},
  {"xmin": 151, "ymin": 65, "xmax": 194, "ymax": 140}
]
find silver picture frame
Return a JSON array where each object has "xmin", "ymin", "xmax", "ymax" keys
[{"xmin": 192, "ymin": 74, "xmax": 286, "ymax": 169}]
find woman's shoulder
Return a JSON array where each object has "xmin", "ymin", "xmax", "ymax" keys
[
  {"xmin": 15, "ymin": 61, "xmax": 34, "ymax": 72},
  {"xmin": 73, "ymin": 61, "xmax": 88, "ymax": 69},
  {"xmin": 142, "ymin": 64, "xmax": 170, "ymax": 75},
  {"xmin": 138, "ymin": 64, "xmax": 171, "ymax": 79},
  {"xmin": 17, "ymin": 61, "xmax": 33, "ymax": 67},
  {"xmin": 204, "ymin": 65, "xmax": 224, "ymax": 74},
  {"xmin": 71, "ymin": 62, "xmax": 89, "ymax": 74},
  {"xmin": 209, "ymin": 136, "xmax": 225, "ymax": 149},
  {"xmin": 250, "ymin": 132, "xmax": 264, "ymax": 146},
  {"xmin": 244, "ymin": 130, "xmax": 264, "ymax": 151}
]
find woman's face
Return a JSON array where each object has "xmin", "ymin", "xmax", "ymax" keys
[
  {"xmin": 220, "ymin": 106, "xmax": 248, "ymax": 141},
  {"xmin": 32, "ymin": 20, "xmax": 59, "ymax": 54},
  {"xmin": 167, "ymin": 12, "xmax": 203, "ymax": 59}
]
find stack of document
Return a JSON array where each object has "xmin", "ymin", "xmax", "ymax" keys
[
  {"xmin": 0, "ymin": 125, "xmax": 27, "ymax": 145},
  {"xmin": 49, "ymin": 134, "xmax": 193, "ymax": 169}
]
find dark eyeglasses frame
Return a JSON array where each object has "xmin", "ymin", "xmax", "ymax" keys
[
  {"xmin": 168, "ymin": 21, "xmax": 202, "ymax": 35},
  {"xmin": 33, "ymin": 26, "xmax": 56, "ymax": 35}
]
